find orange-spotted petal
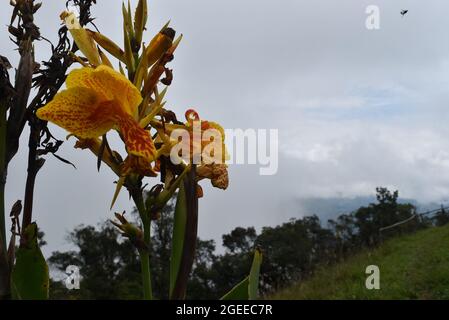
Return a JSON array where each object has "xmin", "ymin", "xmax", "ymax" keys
[
  {"xmin": 118, "ymin": 115, "xmax": 157, "ymax": 162},
  {"xmin": 202, "ymin": 121, "xmax": 225, "ymax": 141},
  {"xmin": 36, "ymin": 87, "xmax": 117, "ymax": 139},
  {"xmin": 66, "ymin": 66, "xmax": 142, "ymax": 116}
]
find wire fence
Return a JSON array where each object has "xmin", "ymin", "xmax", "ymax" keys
[{"xmin": 379, "ymin": 205, "xmax": 449, "ymax": 232}]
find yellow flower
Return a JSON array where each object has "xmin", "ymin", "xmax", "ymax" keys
[
  {"xmin": 153, "ymin": 109, "xmax": 229, "ymax": 190},
  {"xmin": 197, "ymin": 163, "xmax": 229, "ymax": 190},
  {"xmin": 185, "ymin": 109, "xmax": 227, "ymax": 165},
  {"xmin": 154, "ymin": 109, "xmax": 228, "ymax": 165},
  {"xmin": 37, "ymin": 66, "xmax": 156, "ymax": 162}
]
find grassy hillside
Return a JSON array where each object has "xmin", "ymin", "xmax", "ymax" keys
[{"xmin": 272, "ymin": 224, "xmax": 449, "ymax": 300}]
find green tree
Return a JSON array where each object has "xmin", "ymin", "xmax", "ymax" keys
[
  {"xmin": 222, "ymin": 227, "xmax": 257, "ymax": 254},
  {"xmin": 48, "ymin": 187, "xmax": 432, "ymax": 299},
  {"xmin": 255, "ymin": 216, "xmax": 336, "ymax": 293},
  {"xmin": 434, "ymin": 206, "xmax": 449, "ymax": 227},
  {"xmin": 49, "ymin": 224, "xmax": 141, "ymax": 299},
  {"xmin": 354, "ymin": 187, "xmax": 420, "ymax": 247},
  {"xmin": 48, "ymin": 200, "xmax": 218, "ymax": 299}
]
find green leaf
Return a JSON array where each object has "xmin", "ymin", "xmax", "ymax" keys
[
  {"xmin": 154, "ymin": 165, "xmax": 190, "ymax": 210},
  {"xmin": 122, "ymin": 1, "xmax": 134, "ymax": 39},
  {"xmin": 11, "ymin": 223, "xmax": 49, "ymax": 300},
  {"xmin": 122, "ymin": 2, "xmax": 135, "ymax": 73},
  {"xmin": 220, "ymin": 249, "xmax": 263, "ymax": 300},
  {"xmin": 170, "ymin": 183, "xmax": 187, "ymax": 297},
  {"xmin": 248, "ymin": 248, "xmax": 263, "ymax": 300},
  {"xmin": 221, "ymin": 277, "xmax": 250, "ymax": 300},
  {"xmin": 110, "ymin": 176, "xmax": 126, "ymax": 209},
  {"xmin": 119, "ymin": 62, "xmax": 126, "ymax": 76},
  {"xmin": 134, "ymin": 0, "xmax": 148, "ymax": 46}
]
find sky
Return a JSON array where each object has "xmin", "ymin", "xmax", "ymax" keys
[{"xmin": 2, "ymin": 0, "xmax": 449, "ymax": 256}]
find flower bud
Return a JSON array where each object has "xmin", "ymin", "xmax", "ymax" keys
[
  {"xmin": 61, "ymin": 11, "xmax": 101, "ymax": 66},
  {"xmin": 89, "ymin": 30, "xmax": 126, "ymax": 63},
  {"xmin": 145, "ymin": 28, "xmax": 175, "ymax": 67}
]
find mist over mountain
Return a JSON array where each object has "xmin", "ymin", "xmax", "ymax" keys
[{"xmin": 294, "ymin": 196, "xmax": 445, "ymax": 223}]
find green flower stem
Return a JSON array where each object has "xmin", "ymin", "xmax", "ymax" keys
[{"xmin": 132, "ymin": 190, "xmax": 153, "ymax": 300}]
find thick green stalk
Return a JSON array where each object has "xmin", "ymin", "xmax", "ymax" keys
[
  {"xmin": 132, "ymin": 190, "xmax": 153, "ymax": 300},
  {"xmin": 0, "ymin": 183, "xmax": 5, "ymax": 255},
  {"xmin": 139, "ymin": 218, "xmax": 152, "ymax": 300},
  {"xmin": 0, "ymin": 102, "xmax": 7, "ymax": 256},
  {"xmin": 0, "ymin": 101, "xmax": 9, "ymax": 300},
  {"xmin": 171, "ymin": 166, "xmax": 198, "ymax": 299}
]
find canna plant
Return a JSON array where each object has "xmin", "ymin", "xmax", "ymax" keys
[
  {"xmin": 3, "ymin": 0, "xmax": 262, "ymax": 300},
  {"xmin": 1, "ymin": 0, "xmax": 98, "ymax": 300}
]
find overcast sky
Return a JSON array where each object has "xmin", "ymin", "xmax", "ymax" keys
[{"xmin": 2, "ymin": 0, "xmax": 449, "ymax": 256}]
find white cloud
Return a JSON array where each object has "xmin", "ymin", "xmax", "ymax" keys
[{"xmin": 2, "ymin": 0, "xmax": 449, "ymax": 253}]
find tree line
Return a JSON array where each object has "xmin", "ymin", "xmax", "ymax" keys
[{"xmin": 47, "ymin": 187, "xmax": 449, "ymax": 299}]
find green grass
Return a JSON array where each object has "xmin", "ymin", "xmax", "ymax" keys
[{"xmin": 272, "ymin": 225, "xmax": 449, "ymax": 300}]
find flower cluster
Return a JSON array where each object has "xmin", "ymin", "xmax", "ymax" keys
[
  {"xmin": 37, "ymin": 10, "xmax": 229, "ymax": 206},
  {"xmin": 3, "ymin": 0, "xmax": 260, "ymax": 302}
]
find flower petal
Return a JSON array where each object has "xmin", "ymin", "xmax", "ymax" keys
[
  {"xmin": 121, "ymin": 155, "xmax": 158, "ymax": 177},
  {"xmin": 36, "ymin": 87, "xmax": 116, "ymax": 139},
  {"xmin": 118, "ymin": 115, "xmax": 157, "ymax": 162},
  {"xmin": 197, "ymin": 164, "xmax": 229, "ymax": 190},
  {"xmin": 66, "ymin": 66, "xmax": 142, "ymax": 116}
]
